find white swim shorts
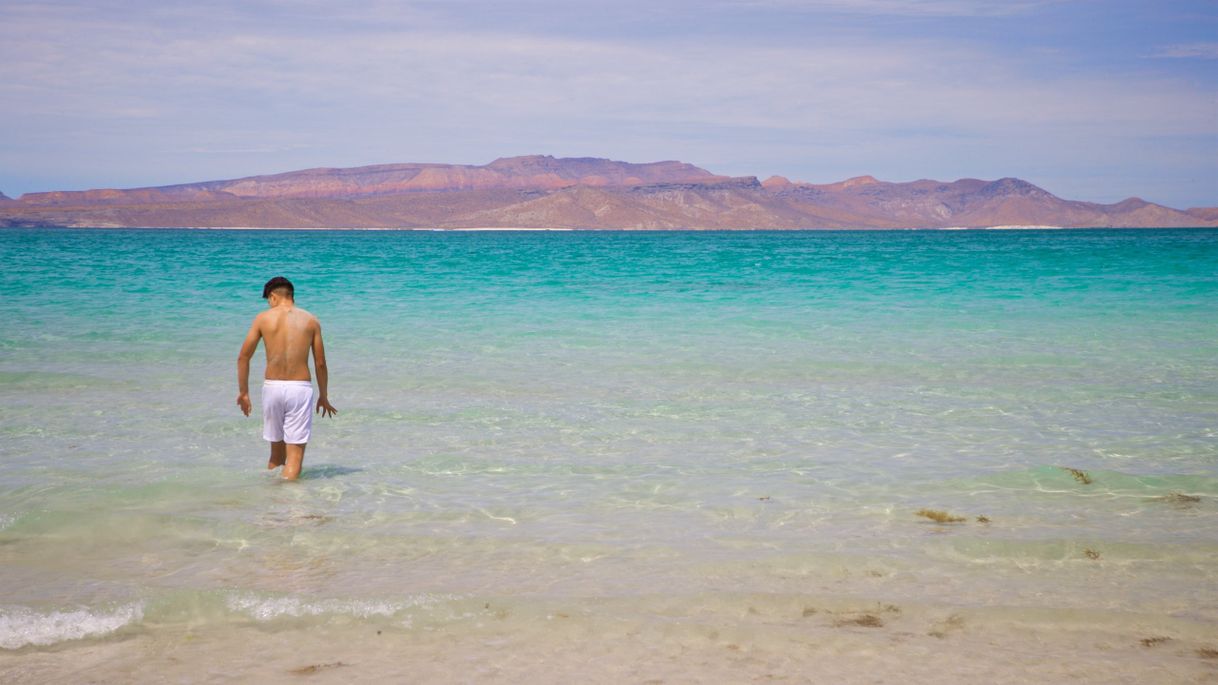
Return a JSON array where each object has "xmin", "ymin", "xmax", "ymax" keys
[{"xmin": 262, "ymin": 380, "xmax": 314, "ymax": 444}]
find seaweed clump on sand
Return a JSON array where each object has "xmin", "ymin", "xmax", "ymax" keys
[
  {"xmin": 916, "ymin": 509, "xmax": 966, "ymax": 524},
  {"xmin": 828, "ymin": 603, "xmax": 898, "ymax": 628},
  {"xmin": 1140, "ymin": 636, "xmax": 1170, "ymax": 648},
  {"xmin": 1155, "ymin": 492, "xmax": 1202, "ymax": 507},
  {"xmin": 928, "ymin": 613, "xmax": 966, "ymax": 639},
  {"xmin": 1059, "ymin": 467, "xmax": 1093, "ymax": 485},
  {"xmin": 834, "ymin": 614, "xmax": 884, "ymax": 628},
  {"xmin": 1084, "ymin": 548, "xmax": 1101, "ymax": 560},
  {"xmin": 290, "ymin": 662, "xmax": 348, "ymax": 675}
]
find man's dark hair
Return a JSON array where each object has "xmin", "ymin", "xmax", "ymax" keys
[{"xmin": 262, "ymin": 276, "xmax": 294, "ymax": 299}]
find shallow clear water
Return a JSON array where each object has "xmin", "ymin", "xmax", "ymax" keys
[{"xmin": 2, "ymin": 228, "xmax": 1217, "ymax": 681}]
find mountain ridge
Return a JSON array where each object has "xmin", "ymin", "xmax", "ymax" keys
[{"xmin": 2, "ymin": 155, "xmax": 1214, "ymax": 229}]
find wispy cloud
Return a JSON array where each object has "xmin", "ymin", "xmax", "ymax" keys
[
  {"xmin": 720, "ymin": 0, "xmax": 1059, "ymax": 17},
  {"xmin": 1150, "ymin": 42, "xmax": 1218, "ymax": 59}
]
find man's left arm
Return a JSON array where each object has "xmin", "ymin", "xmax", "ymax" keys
[{"xmin": 312, "ymin": 321, "xmax": 337, "ymax": 418}]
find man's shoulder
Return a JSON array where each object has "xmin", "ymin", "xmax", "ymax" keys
[{"xmin": 293, "ymin": 307, "xmax": 321, "ymax": 329}]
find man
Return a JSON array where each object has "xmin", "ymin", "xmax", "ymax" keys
[{"xmin": 236, "ymin": 276, "xmax": 338, "ymax": 480}]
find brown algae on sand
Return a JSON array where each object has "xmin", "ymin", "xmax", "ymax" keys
[
  {"xmin": 915, "ymin": 509, "xmax": 966, "ymax": 524},
  {"xmin": 834, "ymin": 614, "xmax": 884, "ymax": 628},
  {"xmin": 1084, "ymin": 548, "xmax": 1101, "ymax": 560},
  {"xmin": 1059, "ymin": 467, "xmax": 1093, "ymax": 485},
  {"xmin": 290, "ymin": 662, "xmax": 348, "ymax": 675},
  {"xmin": 1140, "ymin": 636, "xmax": 1170, "ymax": 648}
]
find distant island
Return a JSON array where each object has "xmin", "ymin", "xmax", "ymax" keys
[{"xmin": 1, "ymin": 155, "xmax": 1214, "ymax": 229}]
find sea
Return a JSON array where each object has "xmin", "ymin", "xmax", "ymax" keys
[{"xmin": 1, "ymin": 227, "xmax": 1216, "ymax": 683}]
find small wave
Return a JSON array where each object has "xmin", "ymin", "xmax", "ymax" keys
[
  {"xmin": 224, "ymin": 592, "xmax": 455, "ymax": 622},
  {"xmin": 0, "ymin": 602, "xmax": 144, "ymax": 649}
]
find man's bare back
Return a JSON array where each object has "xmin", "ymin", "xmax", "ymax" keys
[
  {"xmin": 236, "ymin": 277, "xmax": 336, "ymax": 480},
  {"xmin": 253, "ymin": 304, "xmax": 321, "ymax": 382}
]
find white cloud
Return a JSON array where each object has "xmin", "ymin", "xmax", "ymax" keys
[{"xmin": 7, "ymin": 14, "xmax": 1209, "ymax": 136}]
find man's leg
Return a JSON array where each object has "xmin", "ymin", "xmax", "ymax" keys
[
  {"xmin": 282, "ymin": 443, "xmax": 307, "ymax": 480},
  {"xmin": 268, "ymin": 441, "xmax": 286, "ymax": 470}
]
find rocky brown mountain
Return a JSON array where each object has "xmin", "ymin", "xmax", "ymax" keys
[
  {"xmin": 1, "ymin": 155, "xmax": 1214, "ymax": 229},
  {"xmin": 1187, "ymin": 207, "xmax": 1218, "ymax": 222}
]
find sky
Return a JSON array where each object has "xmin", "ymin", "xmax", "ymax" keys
[{"xmin": 1, "ymin": 0, "xmax": 1215, "ymax": 208}]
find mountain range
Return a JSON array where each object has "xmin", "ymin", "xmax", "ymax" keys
[{"xmin": 1, "ymin": 155, "xmax": 1214, "ymax": 229}]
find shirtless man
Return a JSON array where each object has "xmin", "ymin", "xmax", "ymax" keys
[{"xmin": 236, "ymin": 276, "xmax": 338, "ymax": 480}]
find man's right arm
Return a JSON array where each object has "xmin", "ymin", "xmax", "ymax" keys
[{"xmin": 236, "ymin": 318, "xmax": 262, "ymax": 416}]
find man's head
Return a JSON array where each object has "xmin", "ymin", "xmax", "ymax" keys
[{"xmin": 262, "ymin": 276, "xmax": 294, "ymax": 301}]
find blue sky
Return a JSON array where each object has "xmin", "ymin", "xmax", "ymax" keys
[{"xmin": 1, "ymin": 0, "xmax": 1215, "ymax": 207}]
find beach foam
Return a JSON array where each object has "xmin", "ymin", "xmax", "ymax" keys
[
  {"xmin": 223, "ymin": 592, "xmax": 458, "ymax": 623},
  {"xmin": 0, "ymin": 602, "xmax": 144, "ymax": 649}
]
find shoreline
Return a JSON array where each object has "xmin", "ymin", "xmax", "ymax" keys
[
  {"xmin": 5, "ymin": 590, "xmax": 1217, "ymax": 683},
  {"xmin": 9, "ymin": 224, "xmax": 1216, "ymax": 232}
]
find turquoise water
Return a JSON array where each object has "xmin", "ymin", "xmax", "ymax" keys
[{"xmin": 2, "ymin": 228, "xmax": 1217, "ymax": 680}]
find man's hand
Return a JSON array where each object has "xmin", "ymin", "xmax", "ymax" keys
[
  {"xmin": 316, "ymin": 396, "xmax": 338, "ymax": 418},
  {"xmin": 237, "ymin": 392, "xmax": 252, "ymax": 417}
]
